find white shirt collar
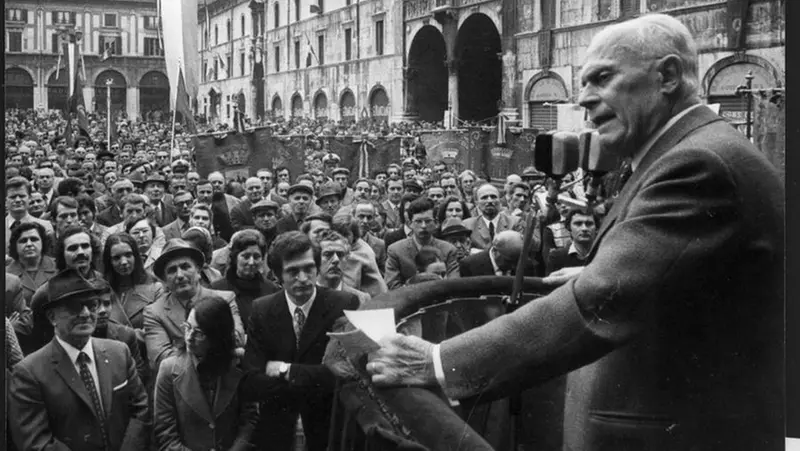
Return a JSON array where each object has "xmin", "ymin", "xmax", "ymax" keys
[
  {"xmin": 632, "ymin": 104, "xmax": 704, "ymax": 172},
  {"xmin": 55, "ymin": 335, "xmax": 95, "ymax": 365},
  {"xmin": 7, "ymin": 212, "xmax": 32, "ymax": 226},
  {"xmin": 285, "ymin": 287, "xmax": 317, "ymax": 319},
  {"xmin": 481, "ymin": 215, "xmax": 500, "ymax": 229},
  {"xmin": 488, "ymin": 248, "xmax": 504, "ymax": 275},
  {"xmin": 403, "ymin": 224, "xmax": 412, "ymax": 236}
]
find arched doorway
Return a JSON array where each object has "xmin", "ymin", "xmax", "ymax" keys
[
  {"xmin": 209, "ymin": 88, "xmax": 221, "ymax": 119},
  {"xmin": 340, "ymin": 90, "xmax": 355, "ymax": 122},
  {"xmin": 707, "ymin": 62, "xmax": 778, "ymax": 131},
  {"xmin": 369, "ymin": 87, "xmax": 390, "ymax": 122},
  {"xmin": 456, "ymin": 14, "xmax": 501, "ymax": 122},
  {"xmin": 291, "ymin": 93, "xmax": 303, "ymax": 118},
  {"xmin": 5, "ymin": 67, "xmax": 34, "ymax": 109},
  {"xmin": 47, "ymin": 70, "xmax": 69, "ymax": 112},
  {"xmin": 526, "ymin": 74, "xmax": 568, "ymax": 132},
  {"xmin": 271, "ymin": 95, "xmax": 283, "ymax": 119},
  {"xmin": 407, "ymin": 25, "xmax": 448, "ymax": 122},
  {"xmin": 314, "ymin": 92, "xmax": 328, "ymax": 120},
  {"xmin": 139, "ymin": 71, "xmax": 170, "ymax": 119},
  {"xmin": 95, "ymin": 69, "xmax": 127, "ymax": 115}
]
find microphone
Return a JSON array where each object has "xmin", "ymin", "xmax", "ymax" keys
[
  {"xmin": 578, "ymin": 130, "xmax": 619, "ymax": 205},
  {"xmin": 534, "ymin": 131, "xmax": 580, "ymax": 178}
]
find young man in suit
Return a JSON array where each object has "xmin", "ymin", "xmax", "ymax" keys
[
  {"xmin": 9, "ymin": 269, "xmax": 151, "ymax": 451},
  {"xmin": 381, "ymin": 178, "xmax": 404, "ymax": 230},
  {"xmin": 383, "ymin": 193, "xmax": 419, "ymax": 248},
  {"xmin": 385, "ymin": 197, "xmax": 459, "ymax": 289},
  {"xmin": 241, "ymin": 231, "xmax": 360, "ymax": 450},
  {"xmin": 315, "ymin": 229, "xmax": 371, "ymax": 305},
  {"xmin": 462, "ymin": 183, "xmax": 519, "ymax": 250},
  {"xmin": 364, "ymin": 14, "xmax": 785, "ymax": 451},
  {"xmin": 459, "ymin": 230, "xmax": 534, "ymax": 278},
  {"xmin": 161, "ymin": 190, "xmax": 193, "ymax": 241},
  {"xmin": 546, "ymin": 209, "xmax": 598, "ymax": 276}
]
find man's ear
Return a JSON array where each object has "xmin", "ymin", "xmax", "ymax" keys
[{"xmin": 656, "ymin": 54, "xmax": 683, "ymax": 96}]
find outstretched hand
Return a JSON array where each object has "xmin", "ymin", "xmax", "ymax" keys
[
  {"xmin": 542, "ymin": 266, "xmax": 584, "ymax": 286},
  {"xmin": 366, "ymin": 334, "xmax": 438, "ymax": 387}
]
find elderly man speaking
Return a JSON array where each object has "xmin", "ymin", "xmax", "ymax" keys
[{"xmin": 361, "ymin": 13, "xmax": 784, "ymax": 451}]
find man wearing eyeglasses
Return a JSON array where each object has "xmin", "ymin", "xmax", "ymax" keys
[
  {"xmin": 10, "ymin": 269, "xmax": 151, "ymax": 451},
  {"xmin": 385, "ymin": 197, "xmax": 459, "ymax": 289}
]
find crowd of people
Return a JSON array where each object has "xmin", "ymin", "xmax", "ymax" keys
[{"xmin": 4, "ymin": 98, "xmax": 601, "ymax": 450}]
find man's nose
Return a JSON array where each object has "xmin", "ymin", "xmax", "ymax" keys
[
  {"xmin": 578, "ymin": 84, "xmax": 598, "ymax": 110},
  {"xmin": 296, "ymin": 270, "xmax": 310, "ymax": 282}
]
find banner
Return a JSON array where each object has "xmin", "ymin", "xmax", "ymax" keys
[{"xmin": 194, "ymin": 128, "xmax": 303, "ymax": 179}]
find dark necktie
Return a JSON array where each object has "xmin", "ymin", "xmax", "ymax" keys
[
  {"xmin": 293, "ymin": 307, "xmax": 306, "ymax": 349},
  {"xmin": 9, "ymin": 220, "xmax": 20, "ymax": 231},
  {"xmin": 489, "ymin": 221, "xmax": 495, "ymax": 241},
  {"xmin": 77, "ymin": 352, "xmax": 108, "ymax": 447},
  {"xmin": 614, "ymin": 160, "xmax": 634, "ymax": 196}
]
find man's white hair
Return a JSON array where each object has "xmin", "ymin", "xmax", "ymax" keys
[{"xmin": 588, "ymin": 13, "xmax": 699, "ymax": 99}]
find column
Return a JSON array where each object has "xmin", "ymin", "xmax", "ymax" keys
[
  {"xmin": 127, "ymin": 86, "xmax": 139, "ymax": 120},
  {"xmin": 500, "ymin": 0, "xmax": 519, "ymax": 122},
  {"xmin": 83, "ymin": 86, "xmax": 94, "ymax": 113},
  {"xmin": 399, "ymin": 66, "xmax": 419, "ymax": 121},
  {"xmin": 439, "ymin": 13, "xmax": 459, "ymax": 122}
]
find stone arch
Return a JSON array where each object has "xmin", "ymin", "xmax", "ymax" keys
[
  {"xmin": 368, "ymin": 84, "xmax": 390, "ymax": 121},
  {"xmin": 139, "ymin": 70, "xmax": 170, "ymax": 117},
  {"xmin": 312, "ymin": 89, "xmax": 329, "ymax": 119},
  {"xmin": 457, "ymin": 8, "xmax": 501, "ymax": 36},
  {"xmin": 5, "ymin": 66, "xmax": 35, "ymax": 109},
  {"xmin": 339, "ymin": 88, "xmax": 357, "ymax": 122},
  {"xmin": 94, "ymin": 69, "xmax": 128, "ymax": 115},
  {"xmin": 701, "ymin": 53, "xmax": 783, "ymax": 98},
  {"xmin": 455, "ymin": 12, "xmax": 501, "ymax": 121},
  {"xmin": 407, "ymin": 25, "xmax": 448, "ymax": 121},
  {"xmin": 524, "ymin": 71, "xmax": 569, "ymax": 131},
  {"xmin": 406, "ymin": 21, "xmax": 445, "ymax": 56},
  {"xmin": 271, "ymin": 94, "xmax": 284, "ymax": 119},
  {"xmin": 290, "ymin": 91, "xmax": 304, "ymax": 117}
]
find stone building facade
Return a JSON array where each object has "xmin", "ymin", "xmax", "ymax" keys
[{"xmin": 4, "ymin": 0, "xmax": 170, "ymax": 120}]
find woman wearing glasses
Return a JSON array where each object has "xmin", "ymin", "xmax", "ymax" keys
[{"xmin": 154, "ymin": 296, "xmax": 259, "ymax": 451}]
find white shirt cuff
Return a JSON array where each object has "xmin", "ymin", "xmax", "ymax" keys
[{"xmin": 432, "ymin": 344, "xmax": 446, "ymax": 388}]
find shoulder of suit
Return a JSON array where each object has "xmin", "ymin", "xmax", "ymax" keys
[
  {"xmin": 206, "ymin": 287, "xmax": 236, "ymax": 300},
  {"xmin": 93, "ymin": 336, "xmax": 128, "ymax": 355},
  {"xmin": 433, "ymin": 238, "xmax": 456, "ymax": 251},
  {"xmin": 251, "ymin": 290, "xmax": 284, "ymax": 310},
  {"xmin": 387, "ymin": 237, "xmax": 411, "ymax": 253},
  {"xmin": 462, "ymin": 217, "xmax": 478, "ymax": 228}
]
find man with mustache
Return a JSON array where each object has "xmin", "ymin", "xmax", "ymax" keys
[
  {"xmin": 462, "ymin": 183, "xmax": 519, "ymax": 250},
  {"xmin": 143, "ymin": 239, "xmax": 245, "ymax": 372},
  {"xmin": 240, "ymin": 231, "xmax": 360, "ymax": 450}
]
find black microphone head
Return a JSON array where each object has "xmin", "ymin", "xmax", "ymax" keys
[
  {"xmin": 579, "ymin": 130, "xmax": 619, "ymax": 174},
  {"xmin": 550, "ymin": 131, "xmax": 580, "ymax": 178},
  {"xmin": 534, "ymin": 132, "xmax": 553, "ymax": 176}
]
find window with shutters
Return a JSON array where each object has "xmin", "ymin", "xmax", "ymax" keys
[
  {"xmin": 227, "ymin": 55, "xmax": 233, "ymax": 77},
  {"xmin": 620, "ymin": 0, "xmax": 638, "ymax": 17},
  {"xmin": 215, "ymin": 25, "xmax": 219, "ymax": 45},
  {"xmin": 274, "ymin": 3, "xmax": 280, "ymax": 28},
  {"xmin": 344, "ymin": 28, "xmax": 352, "ymax": 61},
  {"xmin": 375, "ymin": 20, "xmax": 384, "ymax": 56},
  {"xmin": 227, "ymin": 19, "xmax": 232, "ymax": 41},
  {"xmin": 103, "ymin": 13, "xmax": 118, "ymax": 28},
  {"xmin": 144, "ymin": 37, "xmax": 162, "ymax": 56},
  {"xmin": 240, "ymin": 52, "xmax": 246, "ymax": 76},
  {"xmin": 318, "ymin": 34, "xmax": 324, "ymax": 65},
  {"xmin": 275, "ymin": 46, "xmax": 281, "ymax": 72},
  {"xmin": 6, "ymin": 9, "xmax": 28, "ymax": 23},
  {"xmin": 52, "ymin": 33, "xmax": 61, "ymax": 54},
  {"xmin": 241, "ymin": 14, "xmax": 246, "ymax": 37},
  {"xmin": 527, "ymin": 76, "xmax": 567, "ymax": 132},
  {"xmin": 294, "ymin": 40, "xmax": 300, "ymax": 69},
  {"xmin": 295, "ymin": 0, "xmax": 300, "ymax": 22},
  {"xmin": 143, "ymin": 16, "xmax": 159, "ymax": 30},
  {"xmin": 52, "ymin": 11, "xmax": 77, "ymax": 25},
  {"xmin": 7, "ymin": 31, "xmax": 23, "ymax": 52}
]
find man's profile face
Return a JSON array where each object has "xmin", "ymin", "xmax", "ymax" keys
[
  {"xmin": 569, "ymin": 213, "xmax": 598, "ymax": 246},
  {"xmin": 509, "ymin": 187, "xmax": 529, "ymax": 210},
  {"xmin": 306, "ymin": 220, "xmax": 331, "ymax": 243},
  {"xmin": 579, "ymin": 40, "xmax": 667, "ymax": 159}
]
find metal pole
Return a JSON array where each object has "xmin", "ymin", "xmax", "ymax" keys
[
  {"xmin": 106, "ymin": 79, "xmax": 113, "ymax": 144},
  {"xmin": 744, "ymin": 71, "xmax": 754, "ymax": 141}
]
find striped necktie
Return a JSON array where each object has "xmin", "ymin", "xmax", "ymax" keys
[
  {"xmin": 293, "ymin": 307, "xmax": 306, "ymax": 349},
  {"xmin": 77, "ymin": 352, "xmax": 109, "ymax": 448}
]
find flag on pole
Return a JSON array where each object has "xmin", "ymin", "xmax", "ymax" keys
[
  {"xmin": 175, "ymin": 66, "xmax": 198, "ymax": 134},
  {"xmin": 161, "ymin": 0, "xmax": 200, "ymax": 110},
  {"xmin": 233, "ymin": 105, "xmax": 245, "ymax": 133},
  {"xmin": 304, "ymin": 33, "xmax": 319, "ymax": 65},
  {"xmin": 217, "ymin": 54, "xmax": 228, "ymax": 78}
]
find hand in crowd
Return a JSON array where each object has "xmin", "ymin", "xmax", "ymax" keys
[{"xmin": 366, "ymin": 333, "xmax": 437, "ymax": 387}]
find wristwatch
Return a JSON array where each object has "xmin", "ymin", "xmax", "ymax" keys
[{"xmin": 278, "ymin": 362, "xmax": 290, "ymax": 379}]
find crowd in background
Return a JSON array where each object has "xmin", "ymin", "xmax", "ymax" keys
[{"xmin": 5, "ymin": 107, "xmax": 602, "ymax": 451}]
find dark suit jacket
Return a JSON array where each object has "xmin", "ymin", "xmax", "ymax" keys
[
  {"xmin": 545, "ymin": 246, "xmax": 587, "ymax": 275},
  {"xmin": 437, "ymin": 106, "xmax": 785, "ymax": 450},
  {"xmin": 161, "ymin": 218, "xmax": 188, "ymax": 242},
  {"xmin": 383, "ymin": 227, "xmax": 408, "ymax": 249},
  {"xmin": 5, "ymin": 273, "xmax": 32, "ymax": 338},
  {"xmin": 150, "ymin": 200, "xmax": 177, "ymax": 228},
  {"xmin": 385, "ymin": 237, "xmax": 459, "ymax": 289},
  {"xmin": 101, "ymin": 321, "xmax": 150, "ymax": 388},
  {"xmin": 274, "ymin": 213, "xmax": 300, "ymax": 235},
  {"xmin": 97, "ymin": 204, "xmax": 123, "ymax": 227},
  {"xmin": 154, "ymin": 353, "xmax": 258, "ymax": 451},
  {"xmin": 241, "ymin": 287, "xmax": 360, "ymax": 451},
  {"xmin": 458, "ymin": 250, "xmax": 536, "ymax": 278},
  {"xmin": 230, "ymin": 198, "xmax": 255, "ymax": 230},
  {"xmin": 109, "ymin": 280, "xmax": 164, "ymax": 332},
  {"xmin": 6, "ymin": 256, "xmax": 59, "ymax": 304},
  {"xmin": 9, "ymin": 337, "xmax": 151, "ymax": 451},
  {"xmin": 381, "ymin": 200, "xmax": 402, "ymax": 230}
]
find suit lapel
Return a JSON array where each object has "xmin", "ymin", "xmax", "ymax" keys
[
  {"xmin": 174, "ymin": 354, "xmax": 215, "ymax": 422},
  {"xmin": 587, "ymin": 106, "xmax": 723, "ymax": 259},
  {"xmin": 213, "ymin": 366, "xmax": 243, "ymax": 418},
  {"xmin": 93, "ymin": 340, "xmax": 114, "ymax": 417},
  {"xmin": 298, "ymin": 289, "xmax": 332, "ymax": 357},
  {"xmin": 164, "ymin": 295, "xmax": 188, "ymax": 332},
  {"xmin": 268, "ymin": 292, "xmax": 296, "ymax": 356},
  {"xmin": 50, "ymin": 339, "xmax": 101, "ymax": 421}
]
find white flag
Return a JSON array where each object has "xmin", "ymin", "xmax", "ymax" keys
[{"xmin": 160, "ymin": 0, "xmax": 199, "ymax": 109}]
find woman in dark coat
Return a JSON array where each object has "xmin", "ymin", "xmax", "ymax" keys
[{"xmin": 210, "ymin": 229, "xmax": 280, "ymax": 333}]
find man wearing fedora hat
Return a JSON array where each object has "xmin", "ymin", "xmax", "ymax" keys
[
  {"xmin": 438, "ymin": 217, "xmax": 480, "ymax": 262},
  {"xmin": 9, "ymin": 269, "xmax": 151, "ymax": 451},
  {"xmin": 315, "ymin": 181, "xmax": 343, "ymax": 217},
  {"xmin": 143, "ymin": 173, "xmax": 175, "ymax": 227},
  {"xmin": 275, "ymin": 183, "xmax": 315, "ymax": 235},
  {"xmin": 143, "ymin": 239, "xmax": 245, "ymax": 371}
]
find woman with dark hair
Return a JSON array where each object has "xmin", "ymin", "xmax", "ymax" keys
[
  {"xmin": 211, "ymin": 230, "xmax": 280, "ymax": 333},
  {"xmin": 154, "ymin": 296, "xmax": 259, "ymax": 451},
  {"xmin": 103, "ymin": 232, "xmax": 164, "ymax": 339},
  {"xmin": 6, "ymin": 221, "xmax": 57, "ymax": 303},
  {"xmin": 436, "ymin": 196, "xmax": 472, "ymax": 223},
  {"xmin": 125, "ymin": 216, "xmax": 163, "ymax": 273}
]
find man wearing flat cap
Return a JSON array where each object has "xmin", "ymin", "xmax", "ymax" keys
[
  {"xmin": 331, "ymin": 168, "xmax": 355, "ymax": 207},
  {"xmin": 315, "ymin": 181, "xmax": 343, "ymax": 217},
  {"xmin": 9, "ymin": 269, "xmax": 151, "ymax": 451},
  {"xmin": 143, "ymin": 173, "xmax": 176, "ymax": 227},
  {"xmin": 143, "ymin": 239, "xmax": 246, "ymax": 371},
  {"xmin": 275, "ymin": 183, "xmax": 314, "ymax": 235}
]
